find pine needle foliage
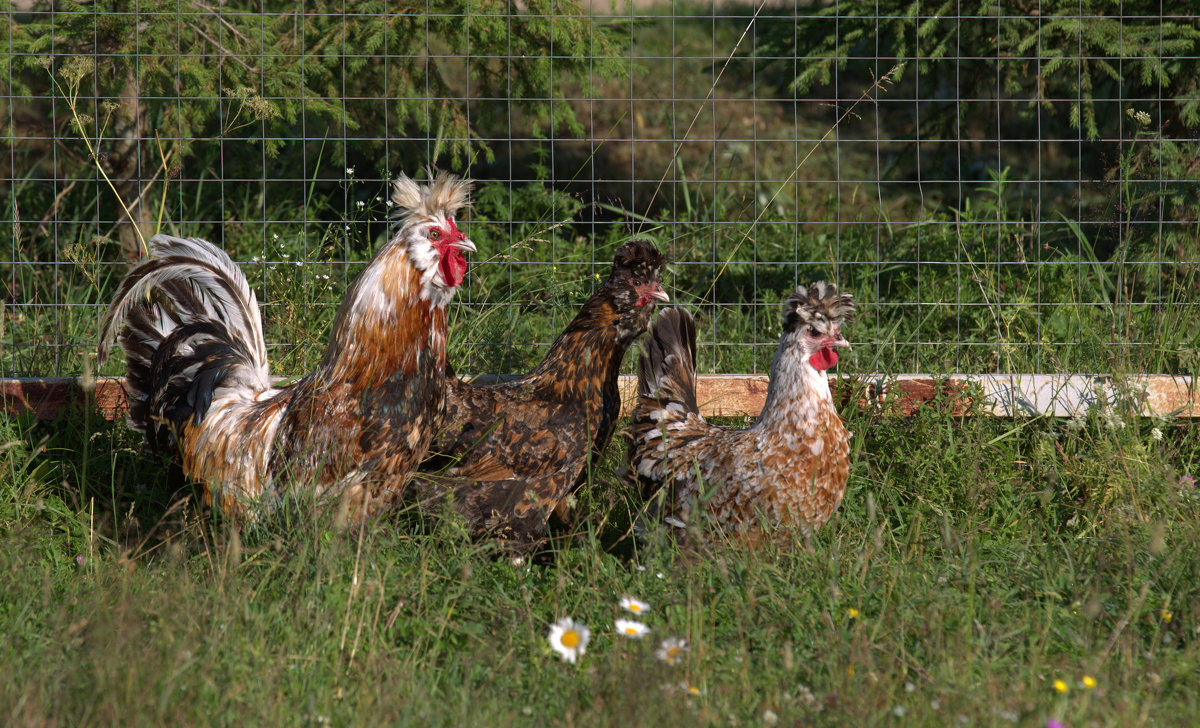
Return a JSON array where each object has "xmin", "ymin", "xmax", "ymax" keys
[
  {"xmin": 3, "ymin": 0, "xmax": 626, "ymax": 168},
  {"xmin": 754, "ymin": 0, "xmax": 1200, "ymax": 139}
]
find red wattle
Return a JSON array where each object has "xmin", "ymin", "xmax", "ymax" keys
[
  {"xmin": 440, "ymin": 251, "xmax": 467, "ymax": 287},
  {"xmin": 809, "ymin": 347, "xmax": 838, "ymax": 370}
]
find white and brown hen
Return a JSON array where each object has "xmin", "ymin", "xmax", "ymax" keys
[{"xmin": 625, "ymin": 283, "xmax": 855, "ymax": 545}]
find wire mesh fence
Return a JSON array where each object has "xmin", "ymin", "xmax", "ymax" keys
[{"xmin": 3, "ymin": 1, "xmax": 1198, "ymax": 380}]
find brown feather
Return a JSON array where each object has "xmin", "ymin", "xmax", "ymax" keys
[{"xmin": 417, "ymin": 239, "xmax": 668, "ymax": 545}]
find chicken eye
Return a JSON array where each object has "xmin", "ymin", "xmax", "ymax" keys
[
  {"xmin": 429, "ymin": 228, "xmax": 442, "ymax": 241},
  {"xmin": 630, "ymin": 277, "xmax": 643, "ymax": 288}
]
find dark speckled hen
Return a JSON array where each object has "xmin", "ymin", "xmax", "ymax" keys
[{"xmin": 415, "ymin": 239, "xmax": 668, "ymax": 545}]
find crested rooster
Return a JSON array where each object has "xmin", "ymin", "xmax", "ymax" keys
[
  {"xmin": 625, "ymin": 283, "xmax": 856, "ymax": 545},
  {"xmin": 415, "ymin": 239, "xmax": 669, "ymax": 545},
  {"xmin": 98, "ymin": 171, "xmax": 476, "ymax": 522}
]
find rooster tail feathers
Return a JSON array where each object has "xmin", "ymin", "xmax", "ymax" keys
[
  {"xmin": 637, "ymin": 307, "xmax": 698, "ymax": 413},
  {"xmin": 98, "ymin": 234, "xmax": 271, "ymax": 438},
  {"xmin": 99, "ymin": 235, "xmax": 267, "ymax": 367}
]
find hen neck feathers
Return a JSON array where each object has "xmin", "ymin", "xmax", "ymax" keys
[
  {"xmin": 752, "ymin": 341, "xmax": 835, "ymax": 433},
  {"xmin": 525, "ymin": 291, "xmax": 632, "ymax": 394}
]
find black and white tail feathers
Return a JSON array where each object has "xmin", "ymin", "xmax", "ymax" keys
[
  {"xmin": 637, "ymin": 307, "xmax": 699, "ymax": 414},
  {"xmin": 98, "ymin": 235, "xmax": 271, "ymax": 448}
]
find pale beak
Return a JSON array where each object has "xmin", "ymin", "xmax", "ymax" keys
[
  {"xmin": 451, "ymin": 237, "xmax": 476, "ymax": 253},
  {"xmin": 640, "ymin": 281, "xmax": 670, "ymax": 303},
  {"xmin": 824, "ymin": 330, "xmax": 851, "ymax": 350}
]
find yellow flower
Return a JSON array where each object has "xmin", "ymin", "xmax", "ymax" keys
[
  {"xmin": 548, "ymin": 617, "xmax": 590, "ymax": 664},
  {"xmin": 847, "ymin": 608, "xmax": 860, "ymax": 618},
  {"xmin": 1053, "ymin": 679, "xmax": 1068, "ymax": 693},
  {"xmin": 1160, "ymin": 609, "xmax": 1173, "ymax": 623},
  {"xmin": 1082, "ymin": 675, "xmax": 1097, "ymax": 689}
]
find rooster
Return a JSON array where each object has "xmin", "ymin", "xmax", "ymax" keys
[
  {"xmin": 415, "ymin": 239, "xmax": 669, "ymax": 545},
  {"xmin": 625, "ymin": 283, "xmax": 856, "ymax": 545},
  {"xmin": 97, "ymin": 171, "xmax": 476, "ymax": 522}
]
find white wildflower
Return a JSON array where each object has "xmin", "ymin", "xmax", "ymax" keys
[
  {"xmin": 655, "ymin": 637, "xmax": 688, "ymax": 665},
  {"xmin": 614, "ymin": 619, "xmax": 650, "ymax": 639},
  {"xmin": 547, "ymin": 618, "xmax": 589, "ymax": 664},
  {"xmin": 619, "ymin": 596, "xmax": 650, "ymax": 615}
]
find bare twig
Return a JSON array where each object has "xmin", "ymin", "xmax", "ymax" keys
[{"xmin": 186, "ymin": 22, "xmax": 258, "ymax": 73}]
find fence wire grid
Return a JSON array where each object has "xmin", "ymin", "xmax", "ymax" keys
[{"xmin": 3, "ymin": 1, "xmax": 1199, "ymax": 381}]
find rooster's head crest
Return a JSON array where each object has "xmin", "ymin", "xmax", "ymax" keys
[
  {"xmin": 390, "ymin": 170, "xmax": 473, "ymax": 224},
  {"xmin": 610, "ymin": 239, "xmax": 669, "ymax": 302},
  {"xmin": 389, "ymin": 170, "xmax": 477, "ymax": 305}
]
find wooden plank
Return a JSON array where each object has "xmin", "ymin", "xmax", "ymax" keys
[
  {"xmin": 2, "ymin": 374, "xmax": 1196, "ymax": 422},
  {"xmin": 0, "ymin": 377, "xmax": 130, "ymax": 422}
]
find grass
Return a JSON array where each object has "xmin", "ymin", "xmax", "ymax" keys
[{"xmin": 2, "ymin": 390, "xmax": 1198, "ymax": 726}]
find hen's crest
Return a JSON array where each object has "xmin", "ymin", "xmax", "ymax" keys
[{"xmin": 783, "ymin": 281, "xmax": 855, "ymax": 335}]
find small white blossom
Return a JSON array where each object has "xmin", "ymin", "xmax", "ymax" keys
[
  {"xmin": 656, "ymin": 637, "xmax": 688, "ymax": 665},
  {"xmin": 619, "ymin": 596, "xmax": 650, "ymax": 614},
  {"xmin": 547, "ymin": 618, "xmax": 589, "ymax": 664},
  {"xmin": 614, "ymin": 619, "xmax": 650, "ymax": 639},
  {"xmin": 1151, "ymin": 427, "xmax": 1163, "ymax": 441}
]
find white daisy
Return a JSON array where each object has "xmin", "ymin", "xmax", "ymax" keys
[
  {"xmin": 656, "ymin": 637, "xmax": 688, "ymax": 665},
  {"xmin": 619, "ymin": 596, "xmax": 650, "ymax": 615},
  {"xmin": 547, "ymin": 617, "xmax": 589, "ymax": 664},
  {"xmin": 614, "ymin": 619, "xmax": 650, "ymax": 639}
]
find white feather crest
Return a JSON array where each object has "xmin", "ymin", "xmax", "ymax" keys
[{"xmin": 390, "ymin": 170, "xmax": 474, "ymax": 224}]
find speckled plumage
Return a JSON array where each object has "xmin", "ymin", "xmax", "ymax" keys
[
  {"xmin": 625, "ymin": 283, "xmax": 856, "ymax": 545},
  {"xmin": 98, "ymin": 171, "xmax": 475, "ymax": 522},
  {"xmin": 415, "ymin": 239, "xmax": 668, "ymax": 545}
]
